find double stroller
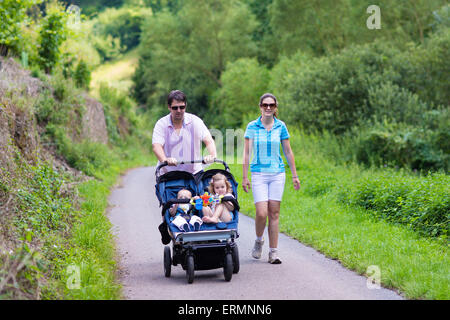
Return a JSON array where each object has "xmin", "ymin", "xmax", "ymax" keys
[{"xmin": 155, "ymin": 159, "xmax": 240, "ymax": 283}]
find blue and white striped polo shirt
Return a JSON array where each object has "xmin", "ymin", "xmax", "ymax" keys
[{"xmin": 244, "ymin": 117, "xmax": 290, "ymax": 173}]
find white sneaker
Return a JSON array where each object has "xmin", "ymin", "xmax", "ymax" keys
[
  {"xmin": 251, "ymin": 239, "xmax": 264, "ymax": 259},
  {"xmin": 268, "ymin": 249, "xmax": 282, "ymax": 264}
]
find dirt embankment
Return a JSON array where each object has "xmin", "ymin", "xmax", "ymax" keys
[
  {"xmin": 0, "ymin": 56, "xmax": 108, "ymax": 169},
  {"xmin": 0, "ymin": 56, "xmax": 109, "ymax": 247}
]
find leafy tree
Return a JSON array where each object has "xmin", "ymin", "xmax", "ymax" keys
[
  {"xmin": 92, "ymin": 7, "xmax": 150, "ymax": 52},
  {"xmin": 0, "ymin": 0, "xmax": 42, "ymax": 56},
  {"xmin": 133, "ymin": 0, "xmax": 258, "ymax": 118},
  {"xmin": 145, "ymin": 0, "xmax": 180, "ymax": 14},
  {"xmin": 269, "ymin": 0, "xmax": 448, "ymax": 57},
  {"xmin": 246, "ymin": 0, "xmax": 278, "ymax": 66},
  {"xmin": 38, "ymin": 4, "xmax": 69, "ymax": 73},
  {"xmin": 212, "ymin": 58, "xmax": 269, "ymax": 128}
]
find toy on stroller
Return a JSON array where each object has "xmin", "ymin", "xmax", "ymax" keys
[{"xmin": 155, "ymin": 159, "xmax": 240, "ymax": 283}]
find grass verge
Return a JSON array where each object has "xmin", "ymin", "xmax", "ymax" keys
[
  {"xmin": 59, "ymin": 144, "xmax": 155, "ymax": 299},
  {"xmin": 225, "ymin": 152, "xmax": 449, "ymax": 299}
]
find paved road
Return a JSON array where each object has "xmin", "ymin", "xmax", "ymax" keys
[{"xmin": 107, "ymin": 167, "xmax": 403, "ymax": 300}]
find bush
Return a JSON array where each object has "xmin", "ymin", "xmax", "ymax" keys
[
  {"xmin": 47, "ymin": 124, "xmax": 115, "ymax": 176},
  {"xmin": 38, "ymin": 5, "xmax": 69, "ymax": 73},
  {"xmin": 354, "ymin": 122, "xmax": 449, "ymax": 172},
  {"xmin": 271, "ymin": 31, "xmax": 449, "ymax": 134},
  {"xmin": 74, "ymin": 60, "xmax": 91, "ymax": 89},
  {"xmin": 340, "ymin": 170, "xmax": 449, "ymax": 239}
]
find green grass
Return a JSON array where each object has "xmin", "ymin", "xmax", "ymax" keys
[
  {"xmin": 225, "ymin": 152, "xmax": 449, "ymax": 299},
  {"xmin": 57, "ymin": 144, "xmax": 155, "ymax": 299}
]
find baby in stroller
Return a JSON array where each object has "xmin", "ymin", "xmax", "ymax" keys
[{"xmin": 169, "ymin": 189, "xmax": 203, "ymax": 232}]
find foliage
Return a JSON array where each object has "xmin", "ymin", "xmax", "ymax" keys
[
  {"xmin": 133, "ymin": 0, "xmax": 258, "ymax": 118},
  {"xmin": 14, "ymin": 164, "xmax": 75, "ymax": 237},
  {"xmin": 268, "ymin": 0, "xmax": 448, "ymax": 57},
  {"xmin": 146, "ymin": 0, "xmax": 180, "ymax": 14},
  {"xmin": 37, "ymin": 4, "xmax": 69, "ymax": 73},
  {"xmin": 354, "ymin": 118, "xmax": 449, "ymax": 172},
  {"xmin": 339, "ymin": 170, "xmax": 449, "ymax": 239},
  {"xmin": 60, "ymin": 0, "xmax": 125, "ymax": 16},
  {"xmin": 73, "ymin": 59, "xmax": 91, "ymax": 89},
  {"xmin": 211, "ymin": 58, "xmax": 269, "ymax": 128},
  {"xmin": 269, "ymin": 31, "xmax": 449, "ymax": 171},
  {"xmin": 99, "ymin": 84, "xmax": 139, "ymax": 142},
  {"xmin": 0, "ymin": 0, "xmax": 42, "ymax": 55},
  {"xmin": 90, "ymin": 6, "xmax": 151, "ymax": 59}
]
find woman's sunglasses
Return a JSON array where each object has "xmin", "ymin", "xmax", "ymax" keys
[
  {"xmin": 260, "ymin": 103, "xmax": 277, "ymax": 109},
  {"xmin": 171, "ymin": 105, "xmax": 186, "ymax": 111}
]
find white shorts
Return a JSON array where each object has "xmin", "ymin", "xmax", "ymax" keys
[{"xmin": 251, "ymin": 172, "xmax": 286, "ymax": 203}]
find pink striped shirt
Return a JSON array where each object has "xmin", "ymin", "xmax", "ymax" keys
[{"xmin": 152, "ymin": 113, "xmax": 212, "ymax": 174}]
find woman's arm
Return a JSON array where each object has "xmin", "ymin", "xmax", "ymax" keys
[
  {"xmin": 281, "ymin": 139, "xmax": 301, "ymax": 190},
  {"xmin": 242, "ymin": 138, "xmax": 251, "ymax": 193}
]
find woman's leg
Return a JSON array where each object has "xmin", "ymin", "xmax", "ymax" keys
[
  {"xmin": 267, "ymin": 200, "xmax": 281, "ymax": 248},
  {"xmin": 255, "ymin": 201, "xmax": 268, "ymax": 238}
]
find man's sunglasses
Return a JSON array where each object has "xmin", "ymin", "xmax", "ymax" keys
[
  {"xmin": 170, "ymin": 105, "xmax": 186, "ymax": 111},
  {"xmin": 260, "ymin": 103, "xmax": 277, "ymax": 109}
]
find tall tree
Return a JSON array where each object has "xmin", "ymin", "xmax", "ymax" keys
[{"xmin": 133, "ymin": 0, "xmax": 258, "ymax": 118}]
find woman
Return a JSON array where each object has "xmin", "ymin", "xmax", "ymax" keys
[{"xmin": 242, "ymin": 93, "xmax": 301, "ymax": 264}]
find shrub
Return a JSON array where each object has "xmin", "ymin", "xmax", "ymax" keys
[
  {"xmin": 341, "ymin": 170, "xmax": 449, "ymax": 239},
  {"xmin": 354, "ymin": 121, "xmax": 449, "ymax": 172},
  {"xmin": 271, "ymin": 31, "xmax": 449, "ymax": 134},
  {"xmin": 74, "ymin": 60, "xmax": 91, "ymax": 89},
  {"xmin": 38, "ymin": 6, "xmax": 69, "ymax": 73},
  {"xmin": 45, "ymin": 125, "xmax": 115, "ymax": 177},
  {"xmin": 99, "ymin": 84, "xmax": 138, "ymax": 142}
]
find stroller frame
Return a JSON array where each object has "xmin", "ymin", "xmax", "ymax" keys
[{"xmin": 156, "ymin": 159, "xmax": 240, "ymax": 283}]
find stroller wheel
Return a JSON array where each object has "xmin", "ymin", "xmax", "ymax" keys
[
  {"xmin": 232, "ymin": 245, "xmax": 239, "ymax": 274},
  {"xmin": 164, "ymin": 246, "xmax": 171, "ymax": 277},
  {"xmin": 186, "ymin": 255, "xmax": 195, "ymax": 284},
  {"xmin": 224, "ymin": 252, "xmax": 233, "ymax": 282}
]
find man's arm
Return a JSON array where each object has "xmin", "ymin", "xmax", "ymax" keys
[
  {"xmin": 152, "ymin": 143, "xmax": 167, "ymax": 162},
  {"xmin": 203, "ymin": 136, "xmax": 217, "ymax": 163},
  {"xmin": 153, "ymin": 143, "xmax": 177, "ymax": 165}
]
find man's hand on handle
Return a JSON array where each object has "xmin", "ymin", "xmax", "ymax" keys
[
  {"xmin": 203, "ymin": 155, "xmax": 215, "ymax": 164},
  {"xmin": 165, "ymin": 157, "xmax": 178, "ymax": 166}
]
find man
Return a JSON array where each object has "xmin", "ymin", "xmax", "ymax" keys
[{"xmin": 152, "ymin": 90, "xmax": 216, "ymax": 175}]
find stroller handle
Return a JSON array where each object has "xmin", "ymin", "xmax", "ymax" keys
[{"xmin": 155, "ymin": 158, "xmax": 230, "ymax": 177}]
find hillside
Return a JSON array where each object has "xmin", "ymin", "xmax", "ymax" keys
[{"xmin": 0, "ymin": 56, "xmax": 123, "ymax": 299}]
